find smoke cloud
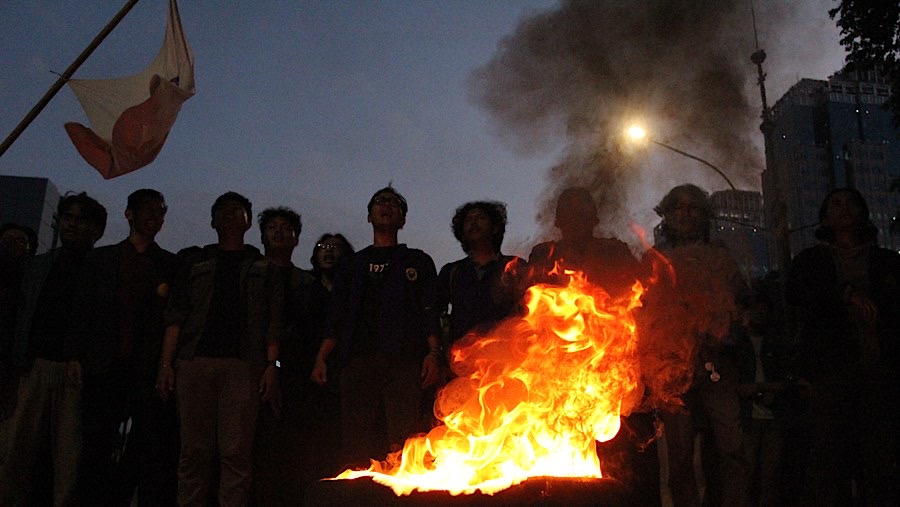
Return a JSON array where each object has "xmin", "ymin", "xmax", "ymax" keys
[{"xmin": 470, "ymin": 0, "xmax": 782, "ymax": 244}]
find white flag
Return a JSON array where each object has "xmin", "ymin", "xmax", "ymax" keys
[{"xmin": 65, "ymin": 0, "xmax": 195, "ymax": 179}]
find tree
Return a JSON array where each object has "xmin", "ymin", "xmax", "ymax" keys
[
  {"xmin": 831, "ymin": 2, "xmax": 900, "ymax": 238},
  {"xmin": 829, "ymin": 2, "xmax": 900, "ymax": 125}
]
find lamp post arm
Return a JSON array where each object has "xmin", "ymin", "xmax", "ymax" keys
[{"xmin": 651, "ymin": 140, "xmax": 736, "ymax": 190}]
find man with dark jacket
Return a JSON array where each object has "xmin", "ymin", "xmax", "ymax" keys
[
  {"xmin": 74, "ymin": 189, "xmax": 179, "ymax": 505},
  {"xmin": 437, "ymin": 200, "xmax": 527, "ymax": 349},
  {"xmin": 311, "ymin": 186, "xmax": 441, "ymax": 467},
  {"xmin": 0, "ymin": 192, "xmax": 107, "ymax": 506},
  {"xmin": 156, "ymin": 191, "xmax": 283, "ymax": 507},
  {"xmin": 250, "ymin": 205, "xmax": 315, "ymax": 505}
]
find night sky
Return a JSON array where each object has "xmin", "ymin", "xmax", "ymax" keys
[{"xmin": 1, "ymin": 1, "xmax": 845, "ymax": 269}]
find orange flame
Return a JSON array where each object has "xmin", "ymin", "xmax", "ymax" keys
[{"xmin": 334, "ymin": 271, "xmax": 645, "ymax": 496}]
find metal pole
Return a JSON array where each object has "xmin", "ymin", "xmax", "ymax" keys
[
  {"xmin": 0, "ymin": 0, "xmax": 140, "ymax": 158},
  {"xmin": 651, "ymin": 139, "xmax": 737, "ymax": 190}
]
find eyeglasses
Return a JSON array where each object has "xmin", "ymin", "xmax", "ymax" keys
[
  {"xmin": 317, "ymin": 243, "xmax": 340, "ymax": 250},
  {"xmin": 372, "ymin": 196, "xmax": 404, "ymax": 209}
]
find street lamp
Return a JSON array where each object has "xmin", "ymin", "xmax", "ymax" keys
[{"xmin": 625, "ymin": 125, "xmax": 737, "ymax": 190}]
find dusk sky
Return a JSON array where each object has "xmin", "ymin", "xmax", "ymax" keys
[{"xmin": 1, "ymin": 1, "xmax": 846, "ymax": 269}]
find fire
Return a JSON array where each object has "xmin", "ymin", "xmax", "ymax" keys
[{"xmin": 334, "ymin": 271, "xmax": 644, "ymax": 496}]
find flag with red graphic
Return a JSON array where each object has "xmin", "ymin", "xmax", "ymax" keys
[{"xmin": 65, "ymin": 0, "xmax": 194, "ymax": 179}]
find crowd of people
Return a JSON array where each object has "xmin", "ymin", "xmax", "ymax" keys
[{"xmin": 0, "ymin": 183, "xmax": 897, "ymax": 506}]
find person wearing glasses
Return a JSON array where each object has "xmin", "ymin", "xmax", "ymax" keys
[
  {"xmin": 310, "ymin": 186, "xmax": 442, "ymax": 468},
  {"xmin": 303, "ymin": 234, "xmax": 355, "ymax": 380},
  {"xmin": 310, "ymin": 234, "xmax": 354, "ymax": 293},
  {"xmin": 0, "ymin": 223, "xmax": 37, "ymax": 261},
  {"xmin": 283, "ymin": 233, "xmax": 356, "ymax": 492}
]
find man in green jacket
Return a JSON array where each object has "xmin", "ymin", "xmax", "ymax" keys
[{"xmin": 156, "ymin": 191, "xmax": 284, "ymax": 507}]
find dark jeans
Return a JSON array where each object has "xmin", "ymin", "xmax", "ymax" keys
[
  {"xmin": 662, "ymin": 368, "xmax": 748, "ymax": 507},
  {"xmin": 78, "ymin": 369, "xmax": 179, "ymax": 506},
  {"xmin": 597, "ymin": 412, "xmax": 662, "ymax": 506},
  {"xmin": 803, "ymin": 367, "xmax": 899, "ymax": 507},
  {"xmin": 338, "ymin": 352, "xmax": 423, "ymax": 468},
  {"xmin": 250, "ymin": 373, "xmax": 342, "ymax": 506},
  {"xmin": 743, "ymin": 418, "xmax": 783, "ymax": 507}
]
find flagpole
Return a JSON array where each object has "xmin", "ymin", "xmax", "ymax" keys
[{"xmin": 0, "ymin": 0, "xmax": 140, "ymax": 158}]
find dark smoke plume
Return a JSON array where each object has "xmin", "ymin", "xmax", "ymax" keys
[{"xmin": 470, "ymin": 0, "xmax": 768, "ymax": 242}]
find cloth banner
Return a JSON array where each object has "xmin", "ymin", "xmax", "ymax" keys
[{"xmin": 65, "ymin": 0, "xmax": 194, "ymax": 179}]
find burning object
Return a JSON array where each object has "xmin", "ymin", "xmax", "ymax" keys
[{"xmin": 318, "ymin": 271, "xmax": 644, "ymax": 499}]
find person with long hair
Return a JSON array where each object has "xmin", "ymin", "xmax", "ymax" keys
[
  {"xmin": 787, "ymin": 187, "xmax": 900, "ymax": 506},
  {"xmin": 640, "ymin": 184, "xmax": 750, "ymax": 507},
  {"xmin": 292, "ymin": 233, "xmax": 354, "ymax": 488},
  {"xmin": 438, "ymin": 200, "xmax": 526, "ymax": 349}
]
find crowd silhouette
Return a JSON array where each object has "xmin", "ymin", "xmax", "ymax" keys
[{"xmin": 0, "ymin": 184, "xmax": 897, "ymax": 506}]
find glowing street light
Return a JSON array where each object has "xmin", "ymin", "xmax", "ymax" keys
[
  {"xmin": 626, "ymin": 125, "xmax": 648, "ymax": 142},
  {"xmin": 624, "ymin": 124, "xmax": 736, "ymax": 190}
]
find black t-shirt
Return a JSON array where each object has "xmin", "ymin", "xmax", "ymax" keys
[
  {"xmin": 29, "ymin": 249, "xmax": 86, "ymax": 361},
  {"xmin": 349, "ymin": 246, "xmax": 396, "ymax": 357},
  {"xmin": 115, "ymin": 243, "xmax": 161, "ymax": 363},
  {"xmin": 196, "ymin": 250, "xmax": 247, "ymax": 358}
]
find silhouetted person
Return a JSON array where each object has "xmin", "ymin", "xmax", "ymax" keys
[
  {"xmin": 311, "ymin": 186, "xmax": 442, "ymax": 468},
  {"xmin": 528, "ymin": 186, "xmax": 654, "ymax": 505},
  {"xmin": 0, "ymin": 192, "xmax": 107, "ymax": 506},
  {"xmin": 74, "ymin": 189, "xmax": 180, "ymax": 505},
  {"xmin": 0, "ymin": 223, "xmax": 37, "ymax": 261},
  {"xmin": 250, "ymin": 205, "xmax": 314, "ymax": 506},
  {"xmin": 639, "ymin": 184, "xmax": 749, "ymax": 507},
  {"xmin": 294, "ymin": 233, "xmax": 354, "ymax": 491},
  {"xmin": 528, "ymin": 187, "xmax": 639, "ymax": 298},
  {"xmin": 735, "ymin": 290, "xmax": 794, "ymax": 507},
  {"xmin": 786, "ymin": 188, "xmax": 900, "ymax": 506},
  {"xmin": 0, "ymin": 223, "xmax": 37, "ymax": 420},
  {"xmin": 156, "ymin": 191, "xmax": 284, "ymax": 507}
]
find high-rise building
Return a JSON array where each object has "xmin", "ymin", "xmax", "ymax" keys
[
  {"xmin": 0, "ymin": 175, "xmax": 61, "ymax": 254},
  {"xmin": 711, "ymin": 189, "xmax": 769, "ymax": 279},
  {"xmin": 761, "ymin": 67, "xmax": 900, "ymax": 271}
]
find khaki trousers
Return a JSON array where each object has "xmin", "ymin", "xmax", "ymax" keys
[
  {"xmin": 0, "ymin": 358, "xmax": 82, "ymax": 507},
  {"xmin": 175, "ymin": 357, "xmax": 261, "ymax": 507}
]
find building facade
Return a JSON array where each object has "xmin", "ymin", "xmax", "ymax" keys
[
  {"xmin": 0, "ymin": 175, "xmax": 60, "ymax": 254},
  {"xmin": 711, "ymin": 189, "xmax": 769, "ymax": 280},
  {"xmin": 761, "ymin": 68, "xmax": 900, "ymax": 271}
]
